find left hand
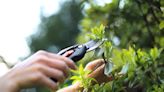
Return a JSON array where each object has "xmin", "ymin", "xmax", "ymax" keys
[{"xmin": 85, "ymin": 59, "xmax": 113, "ymax": 84}]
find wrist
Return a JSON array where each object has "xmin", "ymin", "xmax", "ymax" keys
[
  {"xmin": 2, "ymin": 70, "xmax": 20, "ymax": 92},
  {"xmin": 7, "ymin": 80, "xmax": 19, "ymax": 92}
]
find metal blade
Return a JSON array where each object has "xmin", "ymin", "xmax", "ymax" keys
[
  {"xmin": 57, "ymin": 44, "xmax": 79, "ymax": 55},
  {"xmin": 83, "ymin": 40, "xmax": 104, "ymax": 52}
]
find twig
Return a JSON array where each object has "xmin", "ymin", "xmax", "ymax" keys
[{"xmin": 0, "ymin": 56, "xmax": 10, "ymax": 68}]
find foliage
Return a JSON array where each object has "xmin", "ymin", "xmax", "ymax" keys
[
  {"xmin": 78, "ymin": 0, "xmax": 164, "ymax": 48},
  {"xmin": 70, "ymin": 63, "xmax": 113, "ymax": 92},
  {"xmin": 71, "ymin": 24, "xmax": 164, "ymax": 92},
  {"xmin": 72, "ymin": 0, "xmax": 164, "ymax": 91},
  {"xmin": 70, "ymin": 64, "xmax": 96, "ymax": 89}
]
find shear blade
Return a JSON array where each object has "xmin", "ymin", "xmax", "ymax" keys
[{"xmin": 83, "ymin": 40, "xmax": 104, "ymax": 52}]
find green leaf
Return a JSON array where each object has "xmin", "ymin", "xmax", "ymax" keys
[
  {"xmin": 104, "ymin": 62, "xmax": 113, "ymax": 76},
  {"xmin": 118, "ymin": 63, "xmax": 129, "ymax": 75},
  {"xmin": 150, "ymin": 47, "xmax": 162, "ymax": 61},
  {"xmin": 89, "ymin": 24, "xmax": 105, "ymax": 40},
  {"xmin": 87, "ymin": 33, "xmax": 97, "ymax": 40},
  {"xmin": 159, "ymin": 21, "xmax": 164, "ymax": 29},
  {"xmin": 70, "ymin": 76, "xmax": 81, "ymax": 80},
  {"xmin": 103, "ymin": 41, "xmax": 113, "ymax": 59},
  {"xmin": 99, "ymin": 24, "xmax": 105, "ymax": 35}
]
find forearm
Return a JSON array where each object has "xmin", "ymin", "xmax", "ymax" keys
[{"xmin": 0, "ymin": 75, "xmax": 19, "ymax": 92}]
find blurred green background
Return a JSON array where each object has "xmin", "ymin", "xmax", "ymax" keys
[{"xmin": 28, "ymin": 0, "xmax": 164, "ymax": 53}]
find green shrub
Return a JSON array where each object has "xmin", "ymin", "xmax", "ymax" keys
[{"xmin": 71, "ymin": 24, "xmax": 164, "ymax": 92}]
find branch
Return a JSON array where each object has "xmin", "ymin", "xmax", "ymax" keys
[
  {"xmin": 0, "ymin": 56, "xmax": 11, "ymax": 68},
  {"xmin": 135, "ymin": 0, "xmax": 155, "ymax": 47},
  {"xmin": 146, "ymin": 0, "xmax": 160, "ymax": 23}
]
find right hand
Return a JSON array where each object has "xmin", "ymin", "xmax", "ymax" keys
[{"xmin": 0, "ymin": 50, "xmax": 76, "ymax": 92}]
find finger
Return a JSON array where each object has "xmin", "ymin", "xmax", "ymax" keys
[
  {"xmin": 97, "ymin": 64, "xmax": 113, "ymax": 82},
  {"xmin": 37, "ymin": 57, "xmax": 70, "ymax": 78},
  {"xmin": 26, "ymin": 70, "xmax": 58, "ymax": 91},
  {"xmin": 35, "ymin": 64, "xmax": 66, "ymax": 83},
  {"xmin": 38, "ymin": 74, "xmax": 58, "ymax": 91},
  {"xmin": 44, "ymin": 52, "xmax": 77, "ymax": 70},
  {"xmin": 55, "ymin": 55, "xmax": 77, "ymax": 70},
  {"xmin": 62, "ymin": 50, "xmax": 74, "ymax": 57},
  {"xmin": 88, "ymin": 64, "xmax": 113, "ymax": 83},
  {"xmin": 85, "ymin": 59, "xmax": 104, "ymax": 71},
  {"xmin": 88, "ymin": 64, "xmax": 105, "ymax": 78},
  {"xmin": 48, "ymin": 69, "xmax": 65, "ymax": 83}
]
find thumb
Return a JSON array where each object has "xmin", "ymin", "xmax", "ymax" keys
[{"xmin": 84, "ymin": 59, "xmax": 104, "ymax": 71}]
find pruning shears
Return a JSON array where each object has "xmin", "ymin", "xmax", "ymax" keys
[
  {"xmin": 51, "ymin": 40, "xmax": 104, "ymax": 82},
  {"xmin": 57, "ymin": 40, "xmax": 104, "ymax": 62}
]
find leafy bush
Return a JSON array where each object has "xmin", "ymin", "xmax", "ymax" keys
[
  {"xmin": 68, "ymin": 0, "xmax": 164, "ymax": 91},
  {"xmin": 71, "ymin": 24, "xmax": 164, "ymax": 92}
]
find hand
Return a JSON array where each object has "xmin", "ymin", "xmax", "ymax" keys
[
  {"xmin": 0, "ymin": 50, "xmax": 76, "ymax": 92},
  {"xmin": 85, "ymin": 59, "xmax": 113, "ymax": 83}
]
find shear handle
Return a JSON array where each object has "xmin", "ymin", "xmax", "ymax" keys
[{"xmin": 68, "ymin": 45, "xmax": 87, "ymax": 62}]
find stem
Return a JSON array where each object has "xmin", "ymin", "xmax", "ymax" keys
[
  {"xmin": 102, "ymin": 53, "xmax": 107, "ymax": 64},
  {"xmin": 112, "ymin": 81, "xmax": 115, "ymax": 92},
  {"xmin": 112, "ymin": 73, "xmax": 115, "ymax": 92}
]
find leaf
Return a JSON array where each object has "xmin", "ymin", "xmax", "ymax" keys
[
  {"xmin": 79, "ymin": 64, "xmax": 85, "ymax": 75},
  {"xmin": 70, "ymin": 76, "xmax": 81, "ymax": 80},
  {"xmin": 150, "ymin": 47, "xmax": 161, "ymax": 61},
  {"xmin": 70, "ymin": 69, "xmax": 79, "ymax": 74},
  {"xmin": 118, "ymin": 63, "xmax": 129, "ymax": 75},
  {"xmin": 104, "ymin": 62, "xmax": 113, "ymax": 76},
  {"xmin": 90, "ymin": 24, "xmax": 105, "ymax": 40},
  {"xmin": 99, "ymin": 24, "xmax": 105, "ymax": 36},
  {"xmin": 103, "ymin": 41, "xmax": 113, "ymax": 58},
  {"xmin": 159, "ymin": 21, "xmax": 164, "ymax": 29},
  {"xmin": 87, "ymin": 33, "xmax": 97, "ymax": 40}
]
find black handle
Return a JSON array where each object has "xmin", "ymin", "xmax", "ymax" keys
[{"xmin": 68, "ymin": 46, "xmax": 87, "ymax": 62}]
